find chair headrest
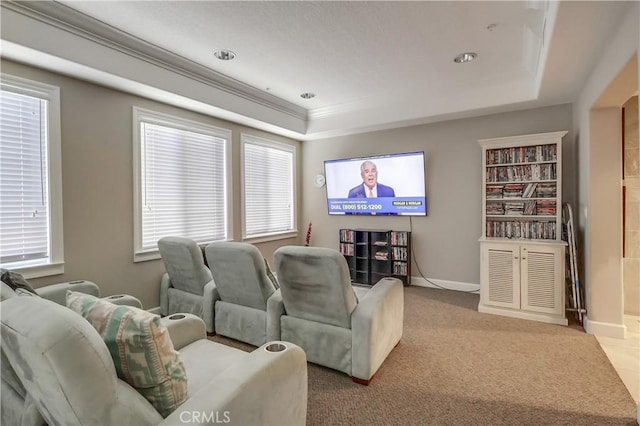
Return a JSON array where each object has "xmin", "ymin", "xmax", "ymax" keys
[{"xmin": 274, "ymin": 246, "xmax": 357, "ymax": 328}]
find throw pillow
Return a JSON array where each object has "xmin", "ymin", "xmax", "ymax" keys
[
  {"xmin": 66, "ymin": 291, "xmax": 187, "ymax": 417},
  {"xmin": 0, "ymin": 269, "xmax": 38, "ymax": 295},
  {"xmin": 264, "ymin": 257, "xmax": 279, "ymax": 289}
]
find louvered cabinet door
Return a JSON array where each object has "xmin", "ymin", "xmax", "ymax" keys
[
  {"xmin": 481, "ymin": 243, "xmax": 520, "ymax": 309},
  {"xmin": 520, "ymin": 244, "xmax": 564, "ymax": 316}
]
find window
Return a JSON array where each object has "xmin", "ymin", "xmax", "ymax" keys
[
  {"xmin": 0, "ymin": 74, "xmax": 63, "ymax": 278},
  {"xmin": 133, "ymin": 107, "xmax": 231, "ymax": 261},
  {"xmin": 242, "ymin": 134, "xmax": 296, "ymax": 240}
]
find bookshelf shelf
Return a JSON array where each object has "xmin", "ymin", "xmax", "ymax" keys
[
  {"xmin": 478, "ymin": 131, "xmax": 568, "ymax": 326},
  {"xmin": 339, "ymin": 228, "xmax": 411, "ymax": 286}
]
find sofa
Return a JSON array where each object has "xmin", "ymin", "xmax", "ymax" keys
[{"xmin": 1, "ymin": 281, "xmax": 308, "ymax": 425}]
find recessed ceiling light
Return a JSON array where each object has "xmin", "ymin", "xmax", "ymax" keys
[
  {"xmin": 300, "ymin": 92, "xmax": 315, "ymax": 99},
  {"xmin": 454, "ymin": 52, "xmax": 477, "ymax": 64},
  {"xmin": 213, "ymin": 49, "xmax": 236, "ymax": 61}
]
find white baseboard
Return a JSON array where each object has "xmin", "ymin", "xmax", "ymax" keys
[
  {"xmin": 411, "ymin": 276, "xmax": 480, "ymax": 293},
  {"xmin": 583, "ymin": 315, "xmax": 627, "ymax": 339},
  {"xmin": 478, "ymin": 304, "xmax": 568, "ymax": 326}
]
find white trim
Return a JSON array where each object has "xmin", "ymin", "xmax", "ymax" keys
[
  {"xmin": 133, "ymin": 250, "xmax": 162, "ymax": 263},
  {"xmin": 1, "ymin": 1, "xmax": 306, "ymax": 122},
  {"xmin": 16, "ymin": 263, "xmax": 64, "ymax": 280},
  {"xmin": 478, "ymin": 304, "xmax": 568, "ymax": 326},
  {"xmin": 411, "ymin": 277, "xmax": 480, "ymax": 293},
  {"xmin": 243, "ymin": 231, "xmax": 298, "ymax": 244},
  {"xmin": 240, "ymin": 133, "xmax": 297, "ymax": 241},
  {"xmin": 132, "ymin": 107, "xmax": 233, "ymax": 262},
  {"xmin": 583, "ymin": 315, "xmax": 627, "ymax": 339},
  {"xmin": 478, "ymin": 131, "xmax": 568, "ymax": 148},
  {"xmin": 0, "ymin": 74, "xmax": 64, "ymax": 278}
]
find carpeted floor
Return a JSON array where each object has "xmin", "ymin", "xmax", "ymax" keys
[{"xmin": 210, "ymin": 286, "xmax": 637, "ymax": 425}]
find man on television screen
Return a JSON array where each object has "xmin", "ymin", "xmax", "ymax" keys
[{"xmin": 348, "ymin": 160, "xmax": 396, "ymax": 198}]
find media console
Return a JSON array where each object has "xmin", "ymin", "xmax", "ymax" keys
[{"xmin": 339, "ymin": 228, "xmax": 412, "ymax": 286}]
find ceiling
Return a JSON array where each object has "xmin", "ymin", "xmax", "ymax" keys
[{"xmin": 0, "ymin": 1, "xmax": 631, "ymax": 140}]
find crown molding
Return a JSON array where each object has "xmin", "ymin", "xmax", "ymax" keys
[{"xmin": 3, "ymin": 0, "xmax": 308, "ymax": 122}]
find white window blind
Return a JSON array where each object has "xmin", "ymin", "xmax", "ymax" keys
[
  {"xmin": 243, "ymin": 135, "xmax": 295, "ymax": 238},
  {"xmin": 0, "ymin": 90, "xmax": 50, "ymax": 267},
  {"xmin": 136, "ymin": 111, "xmax": 230, "ymax": 256}
]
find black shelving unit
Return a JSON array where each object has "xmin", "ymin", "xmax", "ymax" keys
[
  {"xmin": 339, "ymin": 229, "xmax": 356, "ymax": 279},
  {"xmin": 339, "ymin": 228, "xmax": 411, "ymax": 286},
  {"xmin": 390, "ymin": 230, "xmax": 411, "ymax": 285},
  {"xmin": 355, "ymin": 230, "xmax": 370, "ymax": 285}
]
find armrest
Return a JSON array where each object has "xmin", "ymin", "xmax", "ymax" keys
[
  {"xmin": 102, "ymin": 294, "xmax": 143, "ymax": 308},
  {"xmin": 160, "ymin": 341, "xmax": 307, "ymax": 426},
  {"xmin": 36, "ymin": 280, "xmax": 141, "ymax": 308},
  {"xmin": 201, "ymin": 280, "xmax": 220, "ymax": 334},
  {"xmin": 35, "ymin": 280, "xmax": 100, "ymax": 305},
  {"xmin": 350, "ymin": 277, "xmax": 404, "ymax": 381},
  {"xmin": 160, "ymin": 313, "xmax": 206, "ymax": 350},
  {"xmin": 266, "ymin": 288, "xmax": 285, "ymax": 341}
]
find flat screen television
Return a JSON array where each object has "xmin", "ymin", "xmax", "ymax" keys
[{"xmin": 324, "ymin": 151, "xmax": 427, "ymax": 216}]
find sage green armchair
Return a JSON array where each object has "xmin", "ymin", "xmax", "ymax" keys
[
  {"xmin": 274, "ymin": 245, "xmax": 404, "ymax": 385},
  {"xmin": 204, "ymin": 241, "xmax": 281, "ymax": 346},
  {"xmin": 1, "ymin": 290, "xmax": 308, "ymax": 425},
  {"xmin": 158, "ymin": 236, "xmax": 219, "ymax": 335}
]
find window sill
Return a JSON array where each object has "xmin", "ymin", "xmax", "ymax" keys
[
  {"xmin": 243, "ymin": 231, "xmax": 298, "ymax": 244},
  {"xmin": 13, "ymin": 262, "xmax": 64, "ymax": 279},
  {"xmin": 133, "ymin": 250, "xmax": 163, "ymax": 263}
]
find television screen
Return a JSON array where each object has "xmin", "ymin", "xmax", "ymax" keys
[{"xmin": 324, "ymin": 151, "xmax": 427, "ymax": 216}]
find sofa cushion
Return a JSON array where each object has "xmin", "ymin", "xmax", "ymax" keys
[
  {"xmin": 66, "ymin": 291, "xmax": 187, "ymax": 417},
  {"xmin": 0, "ymin": 269, "xmax": 37, "ymax": 295},
  {"xmin": 178, "ymin": 339, "xmax": 248, "ymax": 396}
]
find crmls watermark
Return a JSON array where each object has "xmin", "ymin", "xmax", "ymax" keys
[{"xmin": 179, "ymin": 411, "xmax": 231, "ymax": 424}]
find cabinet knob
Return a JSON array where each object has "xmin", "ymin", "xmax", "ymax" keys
[
  {"xmin": 514, "ymin": 256, "xmax": 519, "ymax": 260},
  {"xmin": 522, "ymin": 257, "xmax": 527, "ymax": 260}
]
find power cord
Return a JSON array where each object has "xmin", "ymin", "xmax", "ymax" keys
[{"xmin": 409, "ymin": 216, "xmax": 479, "ymax": 294}]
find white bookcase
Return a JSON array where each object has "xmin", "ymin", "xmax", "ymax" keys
[{"xmin": 478, "ymin": 131, "xmax": 568, "ymax": 326}]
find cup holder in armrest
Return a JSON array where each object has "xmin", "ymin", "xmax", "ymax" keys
[
  {"xmin": 102, "ymin": 294, "xmax": 142, "ymax": 308},
  {"xmin": 265, "ymin": 343, "xmax": 287, "ymax": 353},
  {"xmin": 168, "ymin": 314, "xmax": 186, "ymax": 320}
]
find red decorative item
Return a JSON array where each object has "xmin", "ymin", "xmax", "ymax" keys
[{"xmin": 305, "ymin": 222, "xmax": 312, "ymax": 246}]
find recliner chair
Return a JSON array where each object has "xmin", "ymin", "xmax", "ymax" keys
[
  {"xmin": 274, "ymin": 245, "xmax": 404, "ymax": 385},
  {"xmin": 204, "ymin": 241, "xmax": 281, "ymax": 346},
  {"xmin": 158, "ymin": 236, "xmax": 218, "ymax": 334},
  {"xmin": 1, "ymin": 289, "xmax": 308, "ymax": 425}
]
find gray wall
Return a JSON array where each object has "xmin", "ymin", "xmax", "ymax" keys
[
  {"xmin": 3, "ymin": 58, "xmax": 575, "ymax": 305},
  {"xmin": 303, "ymin": 104, "xmax": 574, "ymax": 285},
  {"xmin": 2, "ymin": 60, "xmax": 302, "ymax": 308},
  {"xmin": 572, "ymin": 1, "xmax": 638, "ymax": 335}
]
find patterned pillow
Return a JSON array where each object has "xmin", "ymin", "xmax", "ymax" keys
[{"xmin": 66, "ymin": 291, "xmax": 187, "ymax": 417}]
